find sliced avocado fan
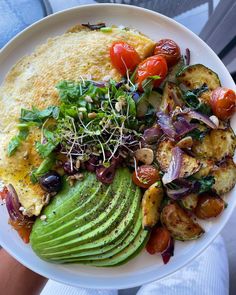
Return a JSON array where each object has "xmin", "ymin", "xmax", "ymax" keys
[{"xmin": 30, "ymin": 168, "xmax": 149, "ymax": 266}]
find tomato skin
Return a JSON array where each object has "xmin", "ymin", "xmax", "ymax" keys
[
  {"xmin": 132, "ymin": 165, "xmax": 160, "ymax": 189},
  {"xmin": 154, "ymin": 39, "xmax": 181, "ymax": 67},
  {"xmin": 110, "ymin": 41, "xmax": 141, "ymax": 76},
  {"xmin": 195, "ymin": 194, "xmax": 225, "ymax": 219},
  {"xmin": 146, "ymin": 227, "xmax": 171, "ymax": 254},
  {"xmin": 135, "ymin": 55, "xmax": 168, "ymax": 91},
  {"xmin": 210, "ymin": 87, "xmax": 236, "ymax": 120},
  {"xmin": 9, "ymin": 219, "xmax": 33, "ymax": 244}
]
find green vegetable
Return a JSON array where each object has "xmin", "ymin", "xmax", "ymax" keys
[
  {"xmin": 7, "ymin": 128, "xmax": 29, "ymax": 156},
  {"xmin": 100, "ymin": 27, "xmax": 112, "ymax": 32},
  {"xmin": 30, "ymin": 155, "xmax": 56, "ymax": 183},
  {"xmin": 30, "ymin": 168, "xmax": 149, "ymax": 266},
  {"xmin": 197, "ymin": 176, "xmax": 215, "ymax": 194},
  {"xmin": 182, "ymin": 84, "xmax": 212, "ymax": 115},
  {"xmin": 185, "ymin": 128, "xmax": 208, "ymax": 141}
]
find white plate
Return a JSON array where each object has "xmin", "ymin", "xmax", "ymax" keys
[{"xmin": 0, "ymin": 3, "xmax": 235, "ymax": 290}]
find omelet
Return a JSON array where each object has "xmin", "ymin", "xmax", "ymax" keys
[{"xmin": 0, "ymin": 26, "xmax": 155, "ymax": 216}]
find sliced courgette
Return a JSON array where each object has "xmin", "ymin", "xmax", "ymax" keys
[
  {"xmin": 181, "ymin": 193, "xmax": 198, "ymax": 210},
  {"xmin": 142, "ymin": 182, "xmax": 164, "ymax": 230},
  {"xmin": 192, "ymin": 128, "xmax": 236, "ymax": 161},
  {"xmin": 177, "ymin": 64, "xmax": 221, "ymax": 91},
  {"xmin": 212, "ymin": 158, "xmax": 236, "ymax": 195},
  {"xmin": 137, "ymin": 91, "xmax": 162, "ymax": 118},
  {"xmin": 177, "ymin": 64, "xmax": 221, "ymax": 104},
  {"xmin": 161, "ymin": 203, "xmax": 204, "ymax": 241},
  {"xmin": 156, "ymin": 139, "xmax": 201, "ymax": 177},
  {"xmin": 160, "ymin": 81, "xmax": 183, "ymax": 113},
  {"xmin": 166, "ymin": 57, "xmax": 185, "ymax": 84}
]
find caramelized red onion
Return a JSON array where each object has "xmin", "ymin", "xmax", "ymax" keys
[
  {"xmin": 156, "ymin": 112, "xmax": 177, "ymax": 139},
  {"xmin": 5, "ymin": 184, "xmax": 24, "ymax": 221},
  {"xmin": 185, "ymin": 48, "xmax": 191, "ymax": 65},
  {"xmin": 162, "ymin": 147, "xmax": 183, "ymax": 185},
  {"xmin": 161, "ymin": 237, "xmax": 175, "ymax": 264},
  {"xmin": 173, "ymin": 117, "xmax": 197, "ymax": 137},
  {"xmin": 143, "ymin": 126, "xmax": 163, "ymax": 144}
]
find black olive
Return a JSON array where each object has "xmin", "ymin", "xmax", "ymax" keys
[{"xmin": 39, "ymin": 171, "xmax": 62, "ymax": 193}]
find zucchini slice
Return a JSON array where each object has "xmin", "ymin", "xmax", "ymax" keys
[
  {"xmin": 156, "ymin": 139, "xmax": 201, "ymax": 177},
  {"xmin": 166, "ymin": 57, "xmax": 185, "ymax": 84},
  {"xmin": 181, "ymin": 193, "xmax": 198, "ymax": 210},
  {"xmin": 192, "ymin": 128, "xmax": 236, "ymax": 161},
  {"xmin": 177, "ymin": 64, "xmax": 221, "ymax": 104},
  {"xmin": 161, "ymin": 203, "xmax": 204, "ymax": 241},
  {"xmin": 142, "ymin": 182, "xmax": 164, "ymax": 230},
  {"xmin": 160, "ymin": 82, "xmax": 183, "ymax": 113},
  {"xmin": 137, "ymin": 91, "xmax": 162, "ymax": 118},
  {"xmin": 212, "ymin": 158, "xmax": 236, "ymax": 195},
  {"xmin": 177, "ymin": 64, "xmax": 221, "ymax": 91}
]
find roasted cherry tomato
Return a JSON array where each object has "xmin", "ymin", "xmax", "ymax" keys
[
  {"xmin": 153, "ymin": 39, "xmax": 181, "ymax": 67},
  {"xmin": 146, "ymin": 227, "xmax": 171, "ymax": 254},
  {"xmin": 9, "ymin": 219, "xmax": 33, "ymax": 244},
  {"xmin": 135, "ymin": 55, "xmax": 168, "ymax": 91},
  {"xmin": 0, "ymin": 186, "xmax": 8, "ymax": 200},
  {"xmin": 210, "ymin": 87, "xmax": 236, "ymax": 120},
  {"xmin": 195, "ymin": 194, "xmax": 225, "ymax": 219},
  {"xmin": 132, "ymin": 165, "xmax": 160, "ymax": 188},
  {"xmin": 110, "ymin": 41, "xmax": 141, "ymax": 76}
]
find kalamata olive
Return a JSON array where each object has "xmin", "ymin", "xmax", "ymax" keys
[
  {"xmin": 143, "ymin": 126, "xmax": 163, "ymax": 144},
  {"xmin": 96, "ymin": 165, "xmax": 116, "ymax": 184},
  {"xmin": 39, "ymin": 171, "xmax": 62, "ymax": 193},
  {"xmin": 84, "ymin": 155, "xmax": 99, "ymax": 172},
  {"xmin": 63, "ymin": 161, "xmax": 76, "ymax": 175}
]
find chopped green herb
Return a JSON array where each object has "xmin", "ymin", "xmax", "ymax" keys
[
  {"xmin": 30, "ymin": 155, "xmax": 56, "ymax": 183},
  {"xmin": 197, "ymin": 176, "xmax": 215, "ymax": 194},
  {"xmin": 100, "ymin": 27, "xmax": 112, "ymax": 32}
]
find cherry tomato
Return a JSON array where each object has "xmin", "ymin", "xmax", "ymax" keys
[
  {"xmin": 132, "ymin": 165, "xmax": 160, "ymax": 188},
  {"xmin": 210, "ymin": 87, "xmax": 236, "ymax": 120},
  {"xmin": 0, "ymin": 186, "xmax": 8, "ymax": 200},
  {"xmin": 135, "ymin": 55, "xmax": 168, "ymax": 91},
  {"xmin": 146, "ymin": 227, "xmax": 171, "ymax": 254},
  {"xmin": 110, "ymin": 41, "xmax": 141, "ymax": 76},
  {"xmin": 154, "ymin": 39, "xmax": 181, "ymax": 67},
  {"xmin": 9, "ymin": 219, "xmax": 33, "ymax": 244},
  {"xmin": 195, "ymin": 194, "xmax": 225, "ymax": 219}
]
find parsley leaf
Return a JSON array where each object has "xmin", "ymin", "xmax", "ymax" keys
[
  {"xmin": 7, "ymin": 136, "xmax": 21, "ymax": 156},
  {"xmin": 30, "ymin": 155, "xmax": 55, "ymax": 183},
  {"xmin": 197, "ymin": 176, "xmax": 215, "ymax": 194}
]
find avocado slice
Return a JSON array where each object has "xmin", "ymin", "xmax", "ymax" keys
[{"xmin": 30, "ymin": 168, "xmax": 149, "ymax": 266}]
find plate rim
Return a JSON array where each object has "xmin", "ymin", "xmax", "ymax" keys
[{"xmin": 0, "ymin": 3, "xmax": 235, "ymax": 290}]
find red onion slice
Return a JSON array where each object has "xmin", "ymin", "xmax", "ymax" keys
[
  {"xmin": 5, "ymin": 184, "xmax": 24, "ymax": 221},
  {"xmin": 161, "ymin": 237, "xmax": 175, "ymax": 264},
  {"xmin": 156, "ymin": 112, "xmax": 177, "ymax": 139},
  {"xmin": 162, "ymin": 147, "xmax": 183, "ymax": 185},
  {"xmin": 173, "ymin": 108, "xmax": 217, "ymax": 129},
  {"xmin": 143, "ymin": 126, "xmax": 163, "ymax": 144},
  {"xmin": 173, "ymin": 117, "xmax": 197, "ymax": 137},
  {"xmin": 185, "ymin": 48, "xmax": 191, "ymax": 65}
]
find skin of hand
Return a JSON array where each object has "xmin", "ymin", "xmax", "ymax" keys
[{"xmin": 0, "ymin": 249, "xmax": 48, "ymax": 295}]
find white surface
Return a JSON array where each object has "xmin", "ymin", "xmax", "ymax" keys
[{"xmin": 0, "ymin": 3, "xmax": 236, "ymax": 290}]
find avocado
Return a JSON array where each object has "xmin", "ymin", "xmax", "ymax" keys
[{"xmin": 30, "ymin": 168, "xmax": 149, "ymax": 266}]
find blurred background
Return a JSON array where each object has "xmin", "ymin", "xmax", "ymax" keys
[{"xmin": 0, "ymin": 0, "xmax": 235, "ymax": 294}]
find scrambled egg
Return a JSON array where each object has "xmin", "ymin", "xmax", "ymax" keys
[{"xmin": 0, "ymin": 26, "xmax": 155, "ymax": 216}]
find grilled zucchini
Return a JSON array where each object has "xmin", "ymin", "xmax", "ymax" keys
[
  {"xmin": 160, "ymin": 82, "xmax": 183, "ymax": 113},
  {"xmin": 181, "ymin": 193, "xmax": 198, "ymax": 210},
  {"xmin": 192, "ymin": 129, "xmax": 236, "ymax": 161},
  {"xmin": 161, "ymin": 203, "xmax": 204, "ymax": 241},
  {"xmin": 137, "ymin": 91, "xmax": 162, "ymax": 118},
  {"xmin": 177, "ymin": 64, "xmax": 221, "ymax": 104},
  {"xmin": 212, "ymin": 158, "xmax": 236, "ymax": 195},
  {"xmin": 142, "ymin": 182, "xmax": 164, "ymax": 230},
  {"xmin": 156, "ymin": 139, "xmax": 201, "ymax": 177},
  {"xmin": 194, "ymin": 159, "xmax": 215, "ymax": 179}
]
